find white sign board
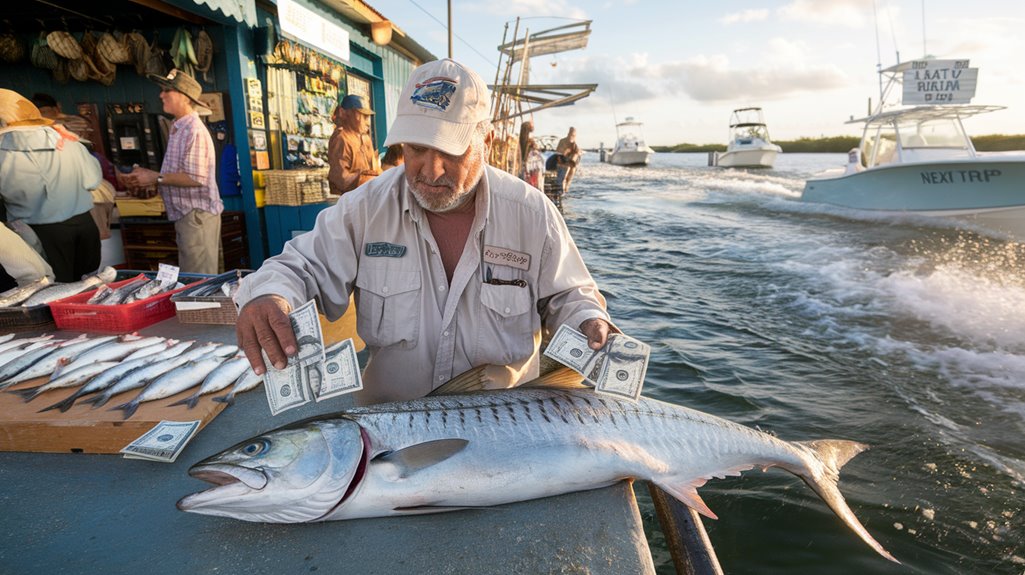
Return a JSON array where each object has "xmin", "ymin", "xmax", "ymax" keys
[
  {"xmin": 902, "ymin": 59, "xmax": 977, "ymax": 105},
  {"xmin": 278, "ymin": 0, "xmax": 350, "ymax": 64}
]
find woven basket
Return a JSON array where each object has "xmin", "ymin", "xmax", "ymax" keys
[
  {"xmin": 0, "ymin": 33, "xmax": 25, "ymax": 63},
  {"xmin": 31, "ymin": 33, "xmax": 58, "ymax": 70},
  {"xmin": 263, "ymin": 169, "xmax": 330, "ymax": 206}
]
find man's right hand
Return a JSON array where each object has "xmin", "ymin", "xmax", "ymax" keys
[{"xmin": 236, "ymin": 295, "xmax": 297, "ymax": 376}]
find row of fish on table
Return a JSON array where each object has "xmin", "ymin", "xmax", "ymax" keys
[
  {"xmin": 0, "ymin": 332, "xmax": 262, "ymax": 418},
  {"xmin": 0, "ymin": 266, "xmax": 185, "ymax": 309}
]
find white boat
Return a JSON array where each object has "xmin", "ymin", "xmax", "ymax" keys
[
  {"xmin": 714, "ymin": 107, "xmax": 781, "ymax": 168},
  {"xmin": 802, "ymin": 58, "xmax": 1025, "ymax": 241},
  {"xmin": 608, "ymin": 118, "xmax": 654, "ymax": 166}
]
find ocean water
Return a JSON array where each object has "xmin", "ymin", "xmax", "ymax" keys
[{"xmin": 563, "ymin": 153, "xmax": 1025, "ymax": 574}]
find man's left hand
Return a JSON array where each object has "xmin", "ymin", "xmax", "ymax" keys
[{"xmin": 579, "ymin": 318, "xmax": 611, "ymax": 350}]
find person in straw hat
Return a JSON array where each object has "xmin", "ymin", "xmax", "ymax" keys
[
  {"xmin": 234, "ymin": 59, "xmax": 614, "ymax": 406},
  {"xmin": 0, "ymin": 88, "xmax": 102, "ymax": 283},
  {"xmin": 124, "ymin": 68, "xmax": 223, "ymax": 275}
]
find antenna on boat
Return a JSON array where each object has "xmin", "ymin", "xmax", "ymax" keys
[
  {"xmin": 921, "ymin": 0, "xmax": 927, "ymax": 57},
  {"xmin": 872, "ymin": 0, "xmax": 884, "ymax": 102}
]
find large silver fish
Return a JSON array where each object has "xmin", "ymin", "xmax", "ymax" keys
[{"xmin": 177, "ymin": 374, "xmax": 898, "ymax": 563}]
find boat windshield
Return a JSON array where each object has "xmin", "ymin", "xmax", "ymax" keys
[{"xmin": 896, "ymin": 117, "xmax": 968, "ymax": 149}]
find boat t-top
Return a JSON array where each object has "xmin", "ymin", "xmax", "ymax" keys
[
  {"xmin": 802, "ymin": 58, "xmax": 1025, "ymax": 241},
  {"xmin": 713, "ymin": 107, "xmax": 782, "ymax": 169},
  {"xmin": 607, "ymin": 117, "xmax": 654, "ymax": 166}
]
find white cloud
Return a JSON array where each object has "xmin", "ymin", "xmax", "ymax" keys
[
  {"xmin": 658, "ymin": 54, "xmax": 849, "ymax": 102},
  {"xmin": 462, "ymin": 0, "xmax": 588, "ymax": 20},
  {"xmin": 720, "ymin": 9, "xmax": 770, "ymax": 24},
  {"xmin": 777, "ymin": 0, "xmax": 870, "ymax": 28}
]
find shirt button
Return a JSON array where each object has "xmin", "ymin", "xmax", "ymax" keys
[
  {"xmin": 438, "ymin": 284, "xmax": 446, "ymax": 291},
  {"xmin": 504, "ymin": 307, "xmax": 511, "ymax": 313},
  {"xmin": 382, "ymin": 286, "xmax": 390, "ymax": 294},
  {"xmin": 443, "ymin": 330, "xmax": 450, "ymax": 337},
  {"xmin": 438, "ymin": 375, "xmax": 445, "ymax": 381}
]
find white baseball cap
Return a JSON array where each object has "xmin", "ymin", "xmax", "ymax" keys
[{"xmin": 383, "ymin": 59, "xmax": 491, "ymax": 156}]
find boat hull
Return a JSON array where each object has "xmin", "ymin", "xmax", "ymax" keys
[
  {"xmin": 609, "ymin": 150, "xmax": 652, "ymax": 166},
  {"xmin": 802, "ymin": 157, "xmax": 1025, "ymax": 240},
  {"xmin": 716, "ymin": 147, "xmax": 779, "ymax": 169}
]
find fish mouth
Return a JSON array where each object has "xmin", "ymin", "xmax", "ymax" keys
[
  {"xmin": 188, "ymin": 463, "xmax": 268, "ymax": 489},
  {"xmin": 176, "ymin": 463, "xmax": 269, "ymax": 513}
]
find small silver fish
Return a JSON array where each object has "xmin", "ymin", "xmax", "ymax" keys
[
  {"xmin": 212, "ymin": 367, "xmax": 263, "ymax": 405},
  {"xmin": 115, "ymin": 355, "xmax": 228, "ymax": 419},
  {"xmin": 22, "ymin": 267, "xmax": 117, "ymax": 307},
  {"xmin": 0, "ymin": 277, "xmax": 52, "ymax": 307},
  {"xmin": 170, "ymin": 355, "xmax": 251, "ymax": 409},
  {"xmin": 12, "ymin": 361, "xmax": 120, "ymax": 402}
]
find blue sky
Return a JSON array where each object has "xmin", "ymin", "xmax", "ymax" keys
[{"xmin": 366, "ymin": 0, "xmax": 1025, "ymax": 147}]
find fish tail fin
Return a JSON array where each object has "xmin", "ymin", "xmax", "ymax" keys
[
  {"xmin": 651, "ymin": 480, "xmax": 718, "ymax": 520},
  {"xmin": 9, "ymin": 385, "xmax": 43, "ymax": 402},
  {"xmin": 794, "ymin": 439, "xmax": 899, "ymax": 564},
  {"xmin": 84, "ymin": 394, "xmax": 108, "ymax": 408},
  {"xmin": 111, "ymin": 401, "xmax": 139, "ymax": 420},
  {"xmin": 40, "ymin": 394, "xmax": 79, "ymax": 413},
  {"xmin": 169, "ymin": 395, "xmax": 198, "ymax": 409},
  {"xmin": 211, "ymin": 392, "xmax": 234, "ymax": 404}
]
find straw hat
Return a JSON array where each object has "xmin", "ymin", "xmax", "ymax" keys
[
  {"xmin": 97, "ymin": 32, "xmax": 130, "ymax": 64},
  {"xmin": 0, "ymin": 89, "xmax": 55, "ymax": 127},
  {"xmin": 46, "ymin": 31, "xmax": 82, "ymax": 60}
]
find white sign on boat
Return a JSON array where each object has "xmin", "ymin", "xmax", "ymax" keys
[{"xmin": 901, "ymin": 59, "xmax": 977, "ymax": 105}]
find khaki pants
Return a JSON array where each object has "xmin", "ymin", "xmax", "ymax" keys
[{"xmin": 175, "ymin": 209, "xmax": 221, "ymax": 275}]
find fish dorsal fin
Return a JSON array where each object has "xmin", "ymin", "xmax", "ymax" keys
[
  {"xmin": 375, "ymin": 439, "xmax": 469, "ymax": 478},
  {"xmin": 430, "ymin": 364, "xmax": 590, "ymax": 396},
  {"xmin": 515, "ymin": 366, "xmax": 588, "ymax": 390}
]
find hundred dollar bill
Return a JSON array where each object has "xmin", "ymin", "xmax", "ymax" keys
[
  {"xmin": 262, "ymin": 299, "xmax": 326, "ymax": 416},
  {"xmin": 316, "ymin": 338, "xmax": 363, "ymax": 401},
  {"xmin": 543, "ymin": 324, "xmax": 597, "ymax": 374},
  {"xmin": 543, "ymin": 324, "xmax": 650, "ymax": 401},
  {"xmin": 594, "ymin": 333, "xmax": 649, "ymax": 402},
  {"xmin": 121, "ymin": 420, "xmax": 201, "ymax": 463},
  {"xmin": 263, "ymin": 353, "xmax": 311, "ymax": 416}
]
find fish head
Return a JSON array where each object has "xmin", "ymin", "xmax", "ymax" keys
[{"xmin": 177, "ymin": 417, "xmax": 366, "ymax": 523}]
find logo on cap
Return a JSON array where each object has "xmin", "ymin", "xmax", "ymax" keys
[{"xmin": 410, "ymin": 77, "xmax": 457, "ymax": 112}]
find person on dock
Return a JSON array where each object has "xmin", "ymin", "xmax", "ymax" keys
[
  {"xmin": 328, "ymin": 94, "xmax": 381, "ymax": 195},
  {"xmin": 123, "ymin": 69, "xmax": 223, "ymax": 275},
  {"xmin": 555, "ymin": 127, "xmax": 582, "ymax": 193},
  {"xmin": 235, "ymin": 58, "xmax": 614, "ymax": 405}
]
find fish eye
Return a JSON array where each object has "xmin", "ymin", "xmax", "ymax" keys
[{"xmin": 240, "ymin": 439, "xmax": 270, "ymax": 456}]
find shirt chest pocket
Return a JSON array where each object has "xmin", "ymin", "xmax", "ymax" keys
[
  {"xmin": 478, "ymin": 283, "xmax": 537, "ymax": 364},
  {"xmin": 355, "ymin": 267, "xmax": 421, "ymax": 349}
]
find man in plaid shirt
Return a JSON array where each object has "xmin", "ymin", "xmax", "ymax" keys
[{"xmin": 125, "ymin": 70, "xmax": 223, "ymax": 274}]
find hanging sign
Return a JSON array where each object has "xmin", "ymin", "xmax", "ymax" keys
[
  {"xmin": 902, "ymin": 59, "xmax": 978, "ymax": 105},
  {"xmin": 277, "ymin": 0, "xmax": 350, "ymax": 64}
]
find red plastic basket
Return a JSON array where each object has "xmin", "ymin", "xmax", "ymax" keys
[{"xmin": 49, "ymin": 274, "xmax": 207, "ymax": 334}]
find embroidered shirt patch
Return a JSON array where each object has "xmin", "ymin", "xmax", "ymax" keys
[{"xmin": 365, "ymin": 242, "xmax": 407, "ymax": 258}]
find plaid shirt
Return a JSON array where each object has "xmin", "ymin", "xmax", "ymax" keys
[{"xmin": 159, "ymin": 112, "xmax": 223, "ymax": 221}]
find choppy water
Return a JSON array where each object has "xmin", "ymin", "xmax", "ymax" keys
[{"xmin": 564, "ymin": 153, "xmax": 1025, "ymax": 574}]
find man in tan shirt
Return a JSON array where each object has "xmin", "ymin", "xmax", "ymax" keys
[
  {"xmin": 327, "ymin": 94, "xmax": 380, "ymax": 195},
  {"xmin": 235, "ymin": 59, "xmax": 613, "ymax": 405}
]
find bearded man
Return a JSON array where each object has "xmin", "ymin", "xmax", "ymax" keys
[{"xmin": 234, "ymin": 59, "xmax": 614, "ymax": 405}]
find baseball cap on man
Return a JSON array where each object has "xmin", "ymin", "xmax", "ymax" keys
[
  {"xmin": 383, "ymin": 59, "xmax": 491, "ymax": 156},
  {"xmin": 340, "ymin": 94, "xmax": 374, "ymax": 115},
  {"xmin": 147, "ymin": 69, "xmax": 209, "ymax": 111}
]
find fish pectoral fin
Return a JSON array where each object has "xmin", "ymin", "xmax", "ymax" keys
[
  {"xmin": 374, "ymin": 438, "xmax": 469, "ymax": 478},
  {"xmin": 515, "ymin": 366, "xmax": 589, "ymax": 390},
  {"xmin": 653, "ymin": 480, "xmax": 718, "ymax": 520}
]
